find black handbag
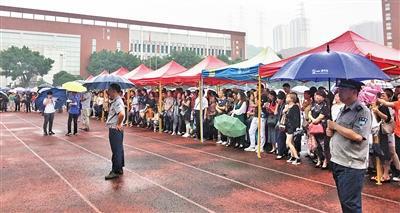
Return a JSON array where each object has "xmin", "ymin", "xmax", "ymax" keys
[{"xmin": 267, "ymin": 114, "xmax": 278, "ymax": 126}]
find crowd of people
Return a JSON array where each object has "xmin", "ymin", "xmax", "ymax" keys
[
  {"xmin": 0, "ymin": 91, "xmax": 37, "ymax": 112},
  {"xmin": 3, "ymin": 83, "xmax": 400, "ymax": 184}
]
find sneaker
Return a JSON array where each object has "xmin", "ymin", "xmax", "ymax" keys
[
  {"xmin": 244, "ymin": 147, "xmax": 256, "ymax": 152},
  {"xmin": 49, "ymin": 131, "xmax": 55, "ymax": 135},
  {"xmin": 292, "ymin": 158, "xmax": 301, "ymax": 165},
  {"xmin": 43, "ymin": 132, "xmax": 48, "ymax": 136},
  {"xmin": 171, "ymin": 132, "xmax": 176, "ymax": 136},
  {"xmin": 105, "ymin": 171, "xmax": 120, "ymax": 180},
  {"xmin": 216, "ymin": 140, "xmax": 223, "ymax": 144},
  {"xmin": 393, "ymin": 176, "xmax": 400, "ymax": 182},
  {"xmin": 221, "ymin": 141, "xmax": 228, "ymax": 145},
  {"xmin": 239, "ymin": 144, "xmax": 244, "ymax": 148},
  {"xmin": 65, "ymin": 133, "xmax": 72, "ymax": 136},
  {"xmin": 73, "ymin": 133, "xmax": 78, "ymax": 136},
  {"xmin": 163, "ymin": 130, "xmax": 169, "ymax": 133},
  {"xmin": 276, "ymin": 155, "xmax": 284, "ymax": 160},
  {"xmin": 182, "ymin": 133, "xmax": 190, "ymax": 138},
  {"xmin": 255, "ymin": 149, "xmax": 265, "ymax": 153},
  {"xmin": 286, "ymin": 157, "xmax": 295, "ymax": 163},
  {"xmin": 177, "ymin": 132, "xmax": 182, "ymax": 136}
]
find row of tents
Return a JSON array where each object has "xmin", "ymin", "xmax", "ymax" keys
[{"xmin": 85, "ymin": 31, "xmax": 400, "ymax": 87}]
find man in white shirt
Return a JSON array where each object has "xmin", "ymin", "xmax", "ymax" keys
[
  {"xmin": 43, "ymin": 91, "xmax": 56, "ymax": 136},
  {"xmin": 194, "ymin": 90, "xmax": 208, "ymax": 139},
  {"xmin": 80, "ymin": 92, "xmax": 92, "ymax": 131}
]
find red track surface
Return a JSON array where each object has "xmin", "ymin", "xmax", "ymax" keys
[{"xmin": 1, "ymin": 112, "xmax": 399, "ymax": 212}]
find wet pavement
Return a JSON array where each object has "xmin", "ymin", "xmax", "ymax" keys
[{"xmin": 1, "ymin": 112, "xmax": 399, "ymax": 212}]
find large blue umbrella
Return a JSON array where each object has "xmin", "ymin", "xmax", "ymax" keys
[
  {"xmin": 270, "ymin": 51, "xmax": 390, "ymax": 81},
  {"xmin": 35, "ymin": 88, "xmax": 67, "ymax": 111},
  {"xmin": 83, "ymin": 74, "xmax": 134, "ymax": 90}
]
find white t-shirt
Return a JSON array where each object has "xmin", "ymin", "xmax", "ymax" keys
[
  {"xmin": 194, "ymin": 97, "xmax": 208, "ymax": 110},
  {"xmin": 43, "ymin": 97, "xmax": 56, "ymax": 114}
]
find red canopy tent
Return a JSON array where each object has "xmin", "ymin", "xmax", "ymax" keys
[
  {"xmin": 124, "ymin": 64, "xmax": 153, "ymax": 81},
  {"xmin": 86, "ymin": 75, "xmax": 94, "ymax": 81},
  {"xmin": 260, "ymin": 31, "xmax": 400, "ymax": 77},
  {"xmin": 133, "ymin": 60, "xmax": 186, "ymax": 86},
  {"xmin": 111, "ymin": 67, "xmax": 129, "ymax": 76},
  {"xmin": 162, "ymin": 56, "xmax": 229, "ymax": 86}
]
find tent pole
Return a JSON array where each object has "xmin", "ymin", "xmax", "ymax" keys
[
  {"xmin": 102, "ymin": 90, "xmax": 106, "ymax": 122},
  {"xmin": 199, "ymin": 77, "xmax": 204, "ymax": 143},
  {"xmin": 125, "ymin": 89, "xmax": 130, "ymax": 125},
  {"xmin": 159, "ymin": 81, "xmax": 163, "ymax": 133},
  {"xmin": 257, "ymin": 75, "xmax": 262, "ymax": 159}
]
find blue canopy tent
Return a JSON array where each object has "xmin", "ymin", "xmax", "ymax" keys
[{"xmin": 202, "ymin": 47, "xmax": 281, "ymax": 82}]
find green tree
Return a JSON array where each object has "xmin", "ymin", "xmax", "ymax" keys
[
  {"xmin": 142, "ymin": 56, "xmax": 170, "ymax": 70},
  {"xmin": 0, "ymin": 46, "xmax": 54, "ymax": 87},
  {"xmin": 217, "ymin": 55, "xmax": 243, "ymax": 65},
  {"xmin": 166, "ymin": 50, "xmax": 202, "ymax": 68},
  {"xmin": 52, "ymin": 71, "xmax": 82, "ymax": 86},
  {"xmin": 87, "ymin": 50, "xmax": 141, "ymax": 75}
]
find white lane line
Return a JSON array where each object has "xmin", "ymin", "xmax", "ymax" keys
[
  {"xmin": 124, "ymin": 130, "xmax": 400, "ymax": 205},
  {"xmin": 1, "ymin": 122, "xmax": 102, "ymax": 213},
  {"xmin": 28, "ymin": 115, "xmax": 400, "ymax": 206},
  {"xmin": 15, "ymin": 115, "xmax": 215, "ymax": 213},
  {"xmin": 90, "ymin": 134, "xmax": 326, "ymax": 213}
]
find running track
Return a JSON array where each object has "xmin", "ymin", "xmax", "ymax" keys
[{"xmin": 1, "ymin": 112, "xmax": 399, "ymax": 212}]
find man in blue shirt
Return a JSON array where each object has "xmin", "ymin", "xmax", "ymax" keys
[{"xmin": 66, "ymin": 92, "xmax": 81, "ymax": 136}]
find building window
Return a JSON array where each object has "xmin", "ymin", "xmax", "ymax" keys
[
  {"xmin": 200, "ymin": 48, "xmax": 204, "ymax": 55},
  {"xmin": 386, "ymin": 22, "xmax": 392, "ymax": 30},
  {"xmin": 161, "ymin": 45, "xmax": 164, "ymax": 53},
  {"xmin": 165, "ymin": 45, "xmax": 169, "ymax": 54},
  {"xmin": 226, "ymin": 50, "xmax": 232, "ymax": 56},
  {"xmin": 147, "ymin": 44, "xmax": 151, "ymax": 53},
  {"xmin": 386, "ymin": 13, "xmax": 391, "ymax": 21},
  {"xmin": 134, "ymin": 43, "xmax": 137, "ymax": 52},
  {"xmin": 116, "ymin": 40, "xmax": 121, "ymax": 51},
  {"xmin": 138, "ymin": 44, "xmax": 141, "ymax": 52},
  {"xmin": 385, "ymin": 3, "xmax": 390, "ymax": 11},
  {"xmin": 91, "ymin": 39, "xmax": 96, "ymax": 53},
  {"xmin": 152, "ymin": 44, "xmax": 155, "ymax": 53},
  {"xmin": 387, "ymin": 32, "xmax": 392, "ymax": 40}
]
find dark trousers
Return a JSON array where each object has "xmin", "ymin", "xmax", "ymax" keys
[
  {"xmin": 43, "ymin": 113, "xmax": 54, "ymax": 133},
  {"xmin": 194, "ymin": 110, "xmax": 204, "ymax": 139},
  {"xmin": 109, "ymin": 128, "xmax": 125, "ymax": 172},
  {"xmin": 276, "ymin": 129, "xmax": 287, "ymax": 156},
  {"xmin": 331, "ymin": 162, "xmax": 365, "ymax": 213},
  {"xmin": 67, "ymin": 113, "xmax": 78, "ymax": 134},
  {"xmin": 15, "ymin": 101, "xmax": 20, "ymax": 111},
  {"xmin": 25, "ymin": 101, "xmax": 31, "ymax": 112}
]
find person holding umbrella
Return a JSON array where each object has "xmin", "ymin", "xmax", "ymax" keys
[
  {"xmin": 105, "ymin": 83, "xmax": 126, "ymax": 180},
  {"xmin": 43, "ymin": 91, "xmax": 56, "ymax": 136},
  {"xmin": 327, "ymin": 79, "xmax": 371, "ymax": 213},
  {"xmin": 66, "ymin": 92, "xmax": 81, "ymax": 136}
]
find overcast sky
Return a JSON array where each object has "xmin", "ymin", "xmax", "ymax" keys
[{"xmin": 2, "ymin": 0, "xmax": 383, "ymax": 47}]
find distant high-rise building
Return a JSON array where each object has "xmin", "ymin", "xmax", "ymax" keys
[
  {"xmin": 273, "ymin": 2, "xmax": 310, "ymax": 52},
  {"xmin": 350, "ymin": 22, "xmax": 384, "ymax": 45},
  {"xmin": 289, "ymin": 17, "xmax": 310, "ymax": 48},
  {"xmin": 273, "ymin": 24, "xmax": 290, "ymax": 52},
  {"xmin": 381, "ymin": 0, "xmax": 400, "ymax": 49}
]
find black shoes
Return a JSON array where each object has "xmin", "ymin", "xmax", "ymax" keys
[
  {"xmin": 49, "ymin": 131, "xmax": 55, "ymax": 135},
  {"xmin": 105, "ymin": 170, "xmax": 123, "ymax": 180},
  {"xmin": 43, "ymin": 132, "xmax": 48, "ymax": 136}
]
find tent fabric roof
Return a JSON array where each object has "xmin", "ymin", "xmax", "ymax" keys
[
  {"xmin": 202, "ymin": 47, "xmax": 281, "ymax": 81},
  {"xmin": 162, "ymin": 56, "xmax": 228, "ymax": 85},
  {"xmin": 111, "ymin": 67, "xmax": 129, "ymax": 76},
  {"xmin": 86, "ymin": 75, "xmax": 94, "ymax": 81},
  {"xmin": 134, "ymin": 61, "xmax": 186, "ymax": 86},
  {"xmin": 124, "ymin": 64, "xmax": 153, "ymax": 80},
  {"xmin": 260, "ymin": 31, "xmax": 400, "ymax": 78}
]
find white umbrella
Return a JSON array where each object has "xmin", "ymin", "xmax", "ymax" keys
[
  {"xmin": 13, "ymin": 87, "xmax": 25, "ymax": 93},
  {"xmin": 292, "ymin": 85, "xmax": 310, "ymax": 94}
]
